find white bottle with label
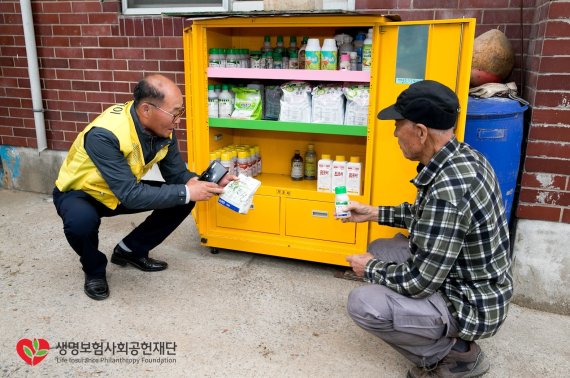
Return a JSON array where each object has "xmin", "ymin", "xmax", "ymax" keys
[
  {"xmin": 218, "ymin": 84, "xmax": 233, "ymax": 118},
  {"xmin": 305, "ymin": 38, "xmax": 321, "ymax": 70},
  {"xmin": 331, "ymin": 155, "xmax": 347, "ymax": 191},
  {"xmin": 362, "ymin": 28, "xmax": 373, "ymax": 72},
  {"xmin": 207, "ymin": 84, "xmax": 219, "ymax": 118},
  {"xmin": 346, "ymin": 156, "xmax": 362, "ymax": 195},
  {"xmin": 334, "ymin": 186, "xmax": 352, "ymax": 219},
  {"xmin": 320, "ymin": 38, "xmax": 338, "ymax": 70},
  {"xmin": 317, "ymin": 154, "xmax": 333, "ymax": 192}
]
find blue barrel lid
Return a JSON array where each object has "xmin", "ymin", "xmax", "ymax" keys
[{"xmin": 467, "ymin": 96, "xmax": 528, "ymax": 117}]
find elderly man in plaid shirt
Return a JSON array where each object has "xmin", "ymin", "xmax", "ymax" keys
[{"xmin": 344, "ymin": 80, "xmax": 513, "ymax": 378}]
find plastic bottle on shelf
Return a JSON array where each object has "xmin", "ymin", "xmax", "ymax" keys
[
  {"xmin": 353, "ymin": 32, "xmax": 366, "ymax": 71},
  {"xmin": 288, "ymin": 36, "xmax": 298, "ymax": 56},
  {"xmin": 262, "ymin": 36, "xmax": 272, "ymax": 53},
  {"xmin": 339, "ymin": 53, "xmax": 351, "ymax": 71},
  {"xmin": 250, "ymin": 51, "xmax": 262, "ymax": 68},
  {"xmin": 220, "ymin": 151, "xmax": 234, "ymax": 176},
  {"xmin": 291, "ymin": 150, "xmax": 304, "ymax": 181},
  {"xmin": 304, "ymin": 144, "xmax": 317, "ymax": 180},
  {"xmin": 208, "ymin": 48, "xmax": 222, "ymax": 67},
  {"xmin": 226, "ymin": 48, "xmax": 240, "ymax": 68},
  {"xmin": 218, "ymin": 84, "xmax": 233, "ymax": 118},
  {"xmin": 275, "ymin": 36, "xmax": 285, "ymax": 51},
  {"xmin": 317, "ymin": 154, "xmax": 333, "ymax": 192},
  {"xmin": 331, "ymin": 155, "xmax": 347, "ymax": 190},
  {"xmin": 346, "ymin": 156, "xmax": 362, "ymax": 195},
  {"xmin": 339, "ymin": 35, "xmax": 354, "ymax": 55},
  {"xmin": 207, "ymin": 84, "xmax": 219, "ymax": 118},
  {"xmin": 254, "ymin": 145, "xmax": 262, "ymax": 175},
  {"xmin": 273, "ymin": 50, "xmax": 283, "ymax": 69},
  {"xmin": 248, "ymin": 146, "xmax": 258, "ymax": 176},
  {"xmin": 218, "ymin": 48, "xmax": 227, "ymax": 68},
  {"xmin": 298, "ymin": 36, "xmax": 309, "ymax": 69},
  {"xmin": 261, "ymin": 50, "xmax": 273, "ymax": 69},
  {"xmin": 237, "ymin": 150, "xmax": 250, "ymax": 177},
  {"xmin": 320, "ymin": 38, "xmax": 338, "ymax": 70},
  {"xmin": 242, "ymin": 49, "xmax": 250, "ymax": 68},
  {"xmin": 362, "ymin": 28, "xmax": 373, "ymax": 72},
  {"xmin": 288, "ymin": 49, "xmax": 299, "ymax": 69},
  {"xmin": 349, "ymin": 51, "xmax": 358, "ymax": 71},
  {"xmin": 334, "ymin": 186, "xmax": 352, "ymax": 219},
  {"xmin": 305, "ymin": 38, "xmax": 321, "ymax": 70},
  {"xmin": 214, "ymin": 84, "xmax": 222, "ymax": 97}
]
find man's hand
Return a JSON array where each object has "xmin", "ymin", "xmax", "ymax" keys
[
  {"xmin": 341, "ymin": 201, "xmax": 376, "ymax": 223},
  {"xmin": 185, "ymin": 177, "xmax": 224, "ymax": 201},
  {"xmin": 346, "ymin": 253, "xmax": 374, "ymax": 277},
  {"xmin": 218, "ymin": 173, "xmax": 238, "ymax": 188}
]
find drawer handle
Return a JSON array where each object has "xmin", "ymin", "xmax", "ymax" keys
[{"xmin": 312, "ymin": 210, "xmax": 329, "ymax": 218}]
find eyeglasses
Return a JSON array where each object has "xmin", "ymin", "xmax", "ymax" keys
[{"xmin": 146, "ymin": 102, "xmax": 185, "ymax": 123}]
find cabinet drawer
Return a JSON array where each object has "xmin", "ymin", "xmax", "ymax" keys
[
  {"xmin": 216, "ymin": 194, "xmax": 280, "ymax": 234},
  {"xmin": 285, "ymin": 198, "xmax": 356, "ymax": 243}
]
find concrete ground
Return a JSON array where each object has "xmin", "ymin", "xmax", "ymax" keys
[{"xmin": 1, "ymin": 188, "xmax": 569, "ymax": 378}]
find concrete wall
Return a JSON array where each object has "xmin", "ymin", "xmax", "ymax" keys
[
  {"xmin": 1, "ymin": 145, "xmax": 567, "ymax": 315},
  {"xmin": 0, "ymin": 145, "xmax": 65, "ymax": 194},
  {"xmin": 512, "ymin": 219, "xmax": 570, "ymax": 315}
]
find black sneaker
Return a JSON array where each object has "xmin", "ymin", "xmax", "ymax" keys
[{"xmin": 407, "ymin": 341, "xmax": 490, "ymax": 378}]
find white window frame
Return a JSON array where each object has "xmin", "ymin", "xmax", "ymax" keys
[
  {"xmin": 122, "ymin": 0, "xmax": 230, "ymax": 15},
  {"xmin": 122, "ymin": 0, "xmax": 354, "ymax": 16}
]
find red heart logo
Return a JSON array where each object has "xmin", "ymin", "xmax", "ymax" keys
[{"xmin": 16, "ymin": 338, "xmax": 50, "ymax": 366}]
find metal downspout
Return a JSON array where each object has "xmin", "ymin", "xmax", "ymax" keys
[{"xmin": 20, "ymin": 0, "xmax": 47, "ymax": 152}]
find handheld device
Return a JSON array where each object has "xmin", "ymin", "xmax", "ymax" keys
[{"xmin": 198, "ymin": 160, "xmax": 228, "ymax": 184}]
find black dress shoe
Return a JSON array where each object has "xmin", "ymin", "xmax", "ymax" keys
[
  {"xmin": 110, "ymin": 244, "xmax": 168, "ymax": 272},
  {"xmin": 84, "ymin": 275, "xmax": 109, "ymax": 300}
]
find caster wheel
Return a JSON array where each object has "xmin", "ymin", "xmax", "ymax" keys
[{"xmin": 210, "ymin": 247, "xmax": 219, "ymax": 254}]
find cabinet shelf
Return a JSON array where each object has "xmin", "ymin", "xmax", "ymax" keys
[
  {"xmin": 209, "ymin": 118, "xmax": 367, "ymax": 136},
  {"xmin": 208, "ymin": 67, "xmax": 371, "ymax": 82}
]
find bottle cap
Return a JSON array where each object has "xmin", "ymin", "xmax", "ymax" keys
[
  {"xmin": 335, "ymin": 155, "xmax": 345, "ymax": 161},
  {"xmin": 221, "ymin": 152, "xmax": 231, "ymax": 161},
  {"xmin": 334, "ymin": 186, "xmax": 347, "ymax": 194},
  {"xmin": 321, "ymin": 154, "xmax": 331, "ymax": 160},
  {"xmin": 306, "ymin": 38, "xmax": 321, "ymax": 50},
  {"xmin": 322, "ymin": 38, "xmax": 337, "ymax": 50},
  {"xmin": 350, "ymin": 156, "xmax": 360, "ymax": 163},
  {"xmin": 307, "ymin": 144, "xmax": 314, "ymax": 150}
]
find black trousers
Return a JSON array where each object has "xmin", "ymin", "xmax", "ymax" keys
[{"xmin": 52, "ymin": 183, "xmax": 195, "ymax": 278}]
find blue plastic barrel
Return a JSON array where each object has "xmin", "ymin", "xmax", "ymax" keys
[{"xmin": 464, "ymin": 97, "xmax": 528, "ymax": 221}]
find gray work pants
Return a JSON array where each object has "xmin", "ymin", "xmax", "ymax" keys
[{"xmin": 346, "ymin": 234, "xmax": 460, "ymax": 367}]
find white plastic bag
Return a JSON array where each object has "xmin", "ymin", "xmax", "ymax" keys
[{"xmin": 218, "ymin": 174, "xmax": 261, "ymax": 214}]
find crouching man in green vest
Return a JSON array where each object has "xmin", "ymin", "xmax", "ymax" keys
[{"xmin": 53, "ymin": 74, "xmax": 235, "ymax": 300}]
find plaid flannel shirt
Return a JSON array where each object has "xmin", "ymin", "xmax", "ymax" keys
[{"xmin": 365, "ymin": 137, "xmax": 513, "ymax": 340}]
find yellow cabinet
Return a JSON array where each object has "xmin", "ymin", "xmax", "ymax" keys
[{"xmin": 183, "ymin": 15, "xmax": 475, "ymax": 266}]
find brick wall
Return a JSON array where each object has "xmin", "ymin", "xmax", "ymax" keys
[
  {"xmin": 517, "ymin": 0, "xmax": 570, "ymax": 223},
  {"xmin": 0, "ymin": 0, "xmax": 568, "ymax": 223},
  {"xmin": 0, "ymin": 0, "xmax": 189, "ymax": 153}
]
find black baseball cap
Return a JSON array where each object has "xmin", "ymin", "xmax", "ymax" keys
[{"xmin": 377, "ymin": 80, "xmax": 459, "ymax": 130}]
